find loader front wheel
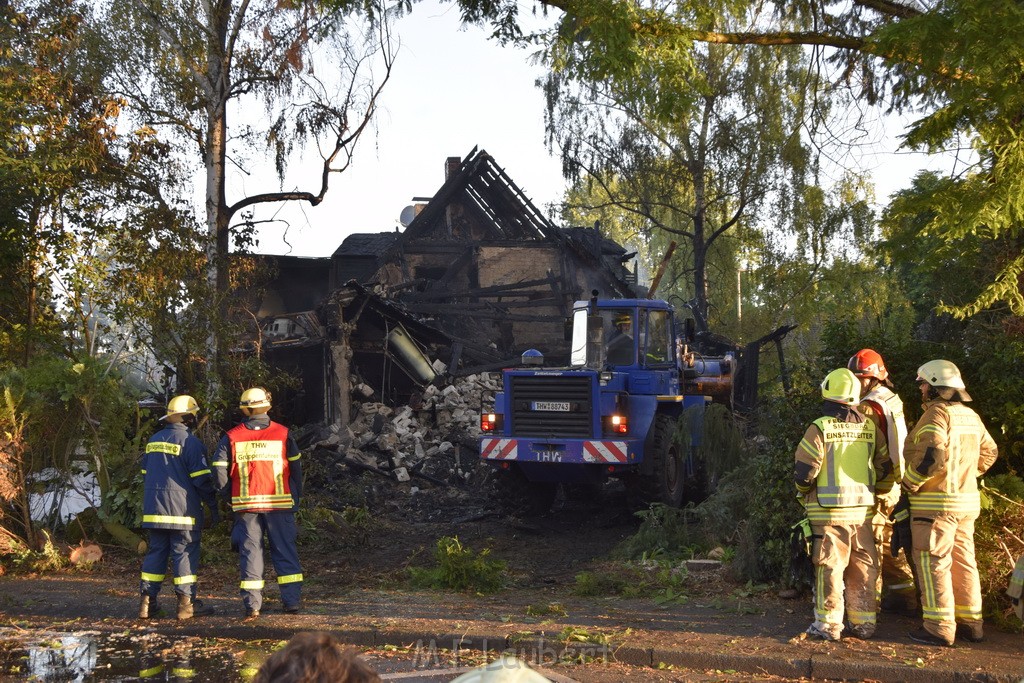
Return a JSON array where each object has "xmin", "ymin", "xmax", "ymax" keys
[{"xmin": 631, "ymin": 414, "xmax": 685, "ymax": 507}]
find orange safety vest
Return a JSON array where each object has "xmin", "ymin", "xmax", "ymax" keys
[{"xmin": 227, "ymin": 421, "xmax": 294, "ymax": 512}]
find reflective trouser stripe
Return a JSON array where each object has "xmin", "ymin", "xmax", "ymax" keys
[
  {"xmin": 277, "ymin": 573, "xmax": 303, "ymax": 584},
  {"xmin": 139, "ymin": 665, "xmax": 164, "ymax": 678},
  {"xmin": 911, "ymin": 513, "xmax": 981, "ymax": 644},
  {"xmin": 812, "ymin": 523, "xmax": 877, "ymax": 628},
  {"xmin": 172, "ymin": 668, "xmax": 195, "ymax": 677},
  {"xmin": 955, "ymin": 605, "xmax": 982, "ymax": 620},
  {"xmin": 189, "ymin": 469, "xmax": 211, "ymax": 478},
  {"xmin": 847, "ymin": 609, "xmax": 876, "ymax": 625},
  {"xmin": 240, "ymin": 580, "xmax": 265, "ymax": 590},
  {"xmin": 143, "ymin": 514, "xmax": 195, "ymax": 526},
  {"xmin": 141, "ymin": 572, "xmax": 165, "ymax": 582},
  {"xmin": 917, "ymin": 551, "xmax": 954, "ymax": 622},
  {"xmin": 173, "ymin": 575, "xmax": 197, "ymax": 585}
]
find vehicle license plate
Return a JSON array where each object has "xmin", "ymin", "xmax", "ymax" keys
[{"xmin": 532, "ymin": 401, "xmax": 571, "ymax": 412}]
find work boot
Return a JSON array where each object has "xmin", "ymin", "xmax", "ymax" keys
[
  {"xmin": 847, "ymin": 623, "xmax": 875, "ymax": 640},
  {"xmin": 243, "ymin": 607, "xmax": 260, "ymax": 619},
  {"xmin": 908, "ymin": 628, "xmax": 954, "ymax": 647},
  {"xmin": 138, "ymin": 595, "xmax": 158, "ymax": 619},
  {"xmin": 190, "ymin": 598, "xmax": 215, "ymax": 617},
  {"xmin": 282, "ymin": 602, "xmax": 302, "ymax": 614},
  {"xmin": 956, "ymin": 623, "xmax": 984, "ymax": 643},
  {"xmin": 805, "ymin": 622, "xmax": 841, "ymax": 642},
  {"xmin": 176, "ymin": 594, "xmax": 194, "ymax": 620}
]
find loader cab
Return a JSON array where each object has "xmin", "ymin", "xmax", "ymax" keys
[{"xmin": 569, "ymin": 299, "xmax": 676, "ymax": 370}]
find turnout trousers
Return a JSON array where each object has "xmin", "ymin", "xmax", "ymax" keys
[
  {"xmin": 872, "ymin": 500, "xmax": 918, "ymax": 611},
  {"xmin": 811, "ymin": 521, "xmax": 878, "ymax": 638},
  {"xmin": 232, "ymin": 511, "xmax": 303, "ymax": 612},
  {"xmin": 911, "ymin": 512, "xmax": 983, "ymax": 643},
  {"xmin": 140, "ymin": 528, "xmax": 200, "ymax": 599}
]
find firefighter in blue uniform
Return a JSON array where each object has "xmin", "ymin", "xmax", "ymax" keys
[
  {"xmin": 138, "ymin": 395, "xmax": 219, "ymax": 620},
  {"xmin": 212, "ymin": 387, "xmax": 303, "ymax": 618}
]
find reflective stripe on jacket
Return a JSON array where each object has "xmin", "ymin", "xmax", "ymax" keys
[
  {"xmin": 141, "ymin": 423, "xmax": 216, "ymax": 530},
  {"xmin": 227, "ymin": 420, "xmax": 294, "ymax": 512},
  {"xmin": 902, "ymin": 401, "xmax": 997, "ymax": 515},
  {"xmin": 811, "ymin": 416, "xmax": 876, "ymax": 507},
  {"xmin": 861, "ymin": 386, "xmax": 907, "ymax": 474},
  {"xmin": 794, "ymin": 414, "xmax": 888, "ymax": 524}
]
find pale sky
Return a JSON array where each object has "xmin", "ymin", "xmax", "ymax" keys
[
  {"xmin": 245, "ymin": 0, "xmax": 566, "ymax": 257},
  {"xmin": 238, "ymin": 2, "xmax": 958, "ymax": 259}
]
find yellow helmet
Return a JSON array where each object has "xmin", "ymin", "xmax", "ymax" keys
[
  {"xmin": 820, "ymin": 368, "xmax": 860, "ymax": 405},
  {"xmin": 239, "ymin": 387, "xmax": 272, "ymax": 412},
  {"xmin": 163, "ymin": 395, "xmax": 199, "ymax": 421}
]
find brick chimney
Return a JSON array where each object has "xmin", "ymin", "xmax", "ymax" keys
[{"xmin": 445, "ymin": 156, "xmax": 461, "ymax": 180}]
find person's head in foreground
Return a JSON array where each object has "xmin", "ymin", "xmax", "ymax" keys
[{"xmin": 254, "ymin": 631, "xmax": 380, "ymax": 683}]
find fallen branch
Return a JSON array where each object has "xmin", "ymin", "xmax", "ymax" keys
[
  {"xmin": 101, "ymin": 518, "xmax": 146, "ymax": 555},
  {"xmin": 1002, "ymin": 526, "xmax": 1024, "ymax": 549},
  {"xmin": 986, "ymin": 488, "xmax": 1024, "ymax": 508},
  {"xmin": 998, "ymin": 539, "xmax": 1016, "ymax": 568}
]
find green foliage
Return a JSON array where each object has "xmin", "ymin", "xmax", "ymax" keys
[
  {"xmin": 973, "ymin": 476, "xmax": 1024, "ymax": 629},
  {"xmin": 617, "ymin": 504, "xmax": 703, "ymax": 561},
  {"xmin": 408, "ymin": 536, "xmax": 507, "ymax": 594},
  {"xmin": 573, "ymin": 557, "xmax": 689, "ymax": 603},
  {"xmin": 525, "ymin": 602, "xmax": 568, "ymax": 618},
  {"xmin": 0, "ymin": 356, "xmax": 146, "ymax": 545},
  {"xmin": 0, "ymin": 531, "xmax": 68, "ymax": 573},
  {"xmin": 696, "ymin": 403, "xmax": 745, "ymax": 480},
  {"xmin": 572, "ymin": 569, "xmax": 628, "ymax": 597}
]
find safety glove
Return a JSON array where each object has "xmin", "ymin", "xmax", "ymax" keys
[
  {"xmin": 202, "ymin": 503, "xmax": 220, "ymax": 529},
  {"xmin": 889, "ymin": 495, "xmax": 912, "ymax": 558}
]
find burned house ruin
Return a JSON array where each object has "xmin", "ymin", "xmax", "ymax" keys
[
  {"xmin": 333, "ymin": 147, "xmax": 643, "ymax": 363},
  {"xmin": 250, "ymin": 148, "xmax": 652, "ymax": 426}
]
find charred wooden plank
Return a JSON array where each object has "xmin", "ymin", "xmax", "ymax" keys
[{"xmin": 399, "ymin": 278, "xmax": 555, "ymax": 301}]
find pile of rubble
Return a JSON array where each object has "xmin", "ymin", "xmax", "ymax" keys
[{"xmin": 310, "ymin": 372, "xmax": 503, "ymax": 491}]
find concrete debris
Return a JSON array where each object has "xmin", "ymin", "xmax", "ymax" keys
[{"xmin": 328, "ymin": 372, "xmax": 503, "ymax": 489}]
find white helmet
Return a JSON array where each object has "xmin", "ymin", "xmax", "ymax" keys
[
  {"xmin": 916, "ymin": 359, "xmax": 972, "ymax": 401},
  {"xmin": 450, "ymin": 656, "xmax": 551, "ymax": 683}
]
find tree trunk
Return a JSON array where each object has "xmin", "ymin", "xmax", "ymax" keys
[
  {"xmin": 203, "ymin": 1, "xmax": 232, "ymax": 396},
  {"xmin": 102, "ymin": 518, "xmax": 147, "ymax": 554}
]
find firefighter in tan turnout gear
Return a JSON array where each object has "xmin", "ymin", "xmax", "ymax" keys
[
  {"xmin": 795, "ymin": 368, "xmax": 892, "ymax": 641},
  {"xmin": 847, "ymin": 349, "xmax": 917, "ymax": 613},
  {"xmin": 902, "ymin": 360, "xmax": 997, "ymax": 646}
]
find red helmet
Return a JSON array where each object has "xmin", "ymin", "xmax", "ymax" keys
[{"xmin": 848, "ymin": 348, "xmax": 888, "ymax": 381}]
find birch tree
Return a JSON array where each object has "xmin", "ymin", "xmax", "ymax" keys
[{"xmin": 95, "ymin": 0, "xmax": 397, "ymax": 385}]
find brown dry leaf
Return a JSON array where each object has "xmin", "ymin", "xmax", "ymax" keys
[{"xmin": 69, "ymin": 542, "xmax": 103, "ymax": 565}]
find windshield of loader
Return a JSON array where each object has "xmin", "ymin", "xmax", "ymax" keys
[{"xmin": 604, "ymin": 308, "xmax": 635, "ymax": 365}]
